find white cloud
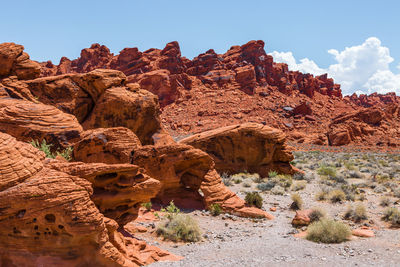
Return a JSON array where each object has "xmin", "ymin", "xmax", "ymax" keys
[
  {"xmin": 269, "ymin": 51, "xmax": 325, "ymax": 76},
  {"xmin": 269, "ymin": 37, "xmax": 400, "ymax": 96}
]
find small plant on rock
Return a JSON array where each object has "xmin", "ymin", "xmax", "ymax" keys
[
  {"xmin": 290, "ymin": 193, "xmax": 303, "ymax": 210},
  {"xmin": 245, "ymin": 192, "xmax": 263, "ymax": 209},
  {"xmin": 306, "ymin": 219, "xmax": 351, "ymax": 243},
  {"xmin": 209, "ymin": 203, "xmax": 222, "ymax": 216},
  {"xmin": 268, "ymin": 171, "xmax": 278, "ymax": 178},
  {"xmin": 141, "ymin": 202, "xmax": 152, "ymax": 211},
  {"xmin": 30, "ymin": 139, "xmax": 73, "ymax": 161}
]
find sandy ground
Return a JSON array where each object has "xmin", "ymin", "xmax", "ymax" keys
[{"xmin": 137, "ymin": 151, "xmax": 400, "ymax": 266}]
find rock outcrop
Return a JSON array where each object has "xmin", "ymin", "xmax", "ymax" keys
[
  {"xmin": 0, "ymin": 43, "xmax": 41, "ymax": 80},
  {"xmin": 179, "ymin": 123, "xmax": 297, "ymax": 177},
  {"xmin": 0, "ymin": 98, "xmax": 82, "ymax": 149},
  {"xmin": 131, "ymin": 143, "xmax": 273, "ymax": 219},
  {"xmin": 0, "ymin": 132, "xmax": 178, "ymax": 266},
  {"xmin": 73, "ymin": 127, "xmax": 142, "ymax": 164}
]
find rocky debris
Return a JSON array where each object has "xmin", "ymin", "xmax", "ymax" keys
[
  {"xmin": 0, "ymin": 132, "xmax": 179, "ymax": 266},
  {"xmin": 0, "ymin": 98, "xmax": 82, "ymax": 149},
  {"xmin": 352, "ymin": 228, "xmax": 375, "ymax": 238},
  {"xmin": 293, "ymin": 102, "xmax": 312, "ymax": 116},
  {"xmin": 179, "ymin": 123, "xmax": 297, "ymax": 177},
  {"xmin": 0, "ymin": 42, "xmax": 41, "ymax": 80},
  {"xmin": 73, "ymin": 127, "xmax": 142, "ymax": 164},
  {"xmin": 131, "ymin": 142, "xmax": 273, "ymax": 219},
  {"xmin": 47, "ymin": 161, "xmax": 161, "ymax": 226},
  {"xmin": 327, "ymin": 107, "xmax": 400, "ymax": 147}
]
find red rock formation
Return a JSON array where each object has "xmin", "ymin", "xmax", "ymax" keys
[
  {"xmin": 0, "ymin": 98, "xmax": 82, "ymax": 148},
  {"xmin": 0, "ymin": 42, "xmax": 41, "ymax": 80},
  {"xmin": 179, "ymin": 123, "xmax": 298, "ymax": 177},
  {"xmin": 0, "ymin": 132, "xmax": 179, "ymax": 266},
  {"xmin": 74, "ymin": 127, "xmax": 142, "ymax": 164}
]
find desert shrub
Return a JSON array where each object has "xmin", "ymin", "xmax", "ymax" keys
[
  {"xmin": 209, "ymin": 203, "xmax": 222, "ymax": 216},
  {"xmin": 273, "ymin": 174, "xmax": 292, "ymax": 189},
  {"xmin": 341, "ymin": 184, "xmax": 358, "ymax": 201},
  {"xmin": 271, "ymin": 185, "xmax": 285, "ymax": 195},
  {"xmin": 374, "ymin": 184, "xmax": 387, "ymax": 193},
  {"xmin": 268, "ymin": 171, "xmax": 278, "ymax": 178},
  {"xmin": 257, "ymin": 181, "xmax": 275, "ymax": 192},
  {"xmin": 221, "ymin": 173, "xmax": 233, "ymax": 186},
  {"xmin": 329, "ymin": 189, "xmax": 346, "ymax": 203},
  {"xmin": 245, "ymin": 192, "xmax": 263, "ymax": 208},
  {"xmin": 242, "ymin": 182, "xmax": 251, "ymax": 188},
  {"xmin": 382, "ymin": 207, "xmax": 400, "ymax": 226},
  {"xmin": 309, "ymin": 207, "xmax": 326, "ymax": 223},
  {"xmin": 380, "ymin": 197, "xmax": 391, "ymax": 207},
  {"xmin": 31, "ymin": 139, "xmax": 73, "ymax": 161},
  {"xmin": 357, "ymin": 193, "xmax": 366, "ymax": 201},
  {"xmin": 317, "ymin": 165, "xmax": 337, "ymax": 178},
  {"xmin": 292, "ymin": 180, "xmax": 307, "ymax": 191},
  {"xmin": 233, "ymin": 178, "xmax": 242, "ymax": 184},
  {"xmin": 344, "ymin": 161, "xmax": 356, "ymax": 171},
  {"xmin": 293, "ymin": 172, "xmax": 305, "ymax": 180},
  {"xmin": 344, "ymin": 203, "xmax": 367, "ymax": 222},
  {"xmin": 306, "ymin": 219, "xmax": 351, "ymax": 243},
  {"xmin": 290, "ymin": 193, "xmax": 303, "ymax": 210},
  {"xmin": 141, "ymin": 202, "xmax": 152, "ymax": 211},
  {"xmin": 156, "ymin": 213, "xmax": 201, "ymax": 242},
  {"xmin": 315, "ymin": 189, "xmax": 329, "ymax": 201},
  {"xmin": 161, "ymin": 201, "xmax": 180, "ymax": 219}
]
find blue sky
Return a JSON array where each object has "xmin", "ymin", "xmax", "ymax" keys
[{"xmin": 2, "ymin": 0, "xmax": 400, "ymax": 95}]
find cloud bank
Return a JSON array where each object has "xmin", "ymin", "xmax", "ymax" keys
[{"xmin": 269, "ymin": 37, "xmax": 400, "ymax": 96}]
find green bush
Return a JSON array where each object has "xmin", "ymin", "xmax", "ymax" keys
[
  {"xmin": 161, "ymin": 201, "xmax": 180, "ymax": 219},
  {"xmin": 141, "ymin": 202, "xmax": 152, "ymax": 211},
  {"xmin": 257, "ymin": 181, "xmax": 275, "ymax": 191},
  {"xmin": 209, "ymin": 203, "xmax": 222, "ymax": 216},
  {"xmin": 156, "ymin": 213, "xmax": 201, "ymax": 242},
  {"xmin": 317, "ymin": 165, "xmax": 337, "ymax": 178},
  {"xmin": 30, "ymin": 139, "xmax": 73, "ymax": 161},
  {"xmin": 245, "ymin": 192, "xmax": 263, "ymax": 208},
  {"xmin": 306, "ymin": 219, "xmax": 351, "ymax": 243},
  {"xmin": 268, "ymin": 171, "xmax": 278, "ymax": 178}
]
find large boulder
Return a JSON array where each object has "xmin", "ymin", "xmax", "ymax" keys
[
  {"xmin": 131, "ymin": 143, "xmax": 273, "ymax": 219},
  {"xmin": 179, "ymin": 123, "xmax": 297, "ymax": 177},
  {"xmin": 73, "ymin": 127, "xmax": 142, "ymax": 164},
  {"xmin": 0, "ymin": 42, "xmax": 41, "ymax": 80},
  {"xmin": 0, "ymin": 98, "xmax": 82, "ymax": 148},
  {"xmin": 47, "ymin": 161, "xmax": 161, "ymax": 226},
  {"xmin": 0, "ymin": 132, "xmax": 178, "ymax": 266}
]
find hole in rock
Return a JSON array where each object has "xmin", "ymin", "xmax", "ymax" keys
[
  {"xmin": 44, "ymin": 214, "xmax": 56, "ymax": 223},
  {"xmin": 34, "ymin": 225, "xmax": 38, "ymax": 230},
  {"xmin": 58, "ymin": 225, "xmax": 64, "ymax": 229},
  {"xmin": 16, "ymin": 209, "xmax": 26, "ymax": 218},
  {"xmin": 95, "ymin": 172, "xmax": 118, "ymax": 181}
]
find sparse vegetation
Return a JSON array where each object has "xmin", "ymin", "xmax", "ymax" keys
[
  {"xmin": 209, "ymin": 203, "xmax": 222, "ymax": 216},
  {"xmin": 344, "ymin": 203, "xmax": 367, "ymax": 222},
  {"xmin": 290, "ymin": 193, "xmax": 303, "ymax": 210},
  {"xmin": 245, "ymin": 192, "xmax": 263, "ymax": 208},
  {"xmin": 382, "ymin": 207, "xmax": 400, "ymax": 226},
  {"xmin": 306, "ymin": 219, "xmax": 351, "ymax": 243},
  {"xmin": 256, "ymin": 181, "xmax": 275, "ymax": 192},
  {"xmin": 141, "ymin": 202, "xmax": 152, "ymax": 211},
  {"xmin": 329, "ymin": 189, "xmax": 346, "ymax": 203},
  {"xmin": 380, "ymin": 196, "xmax": 391, "ymax": 207},
  {"xmin": 30, "ymin": 139, "xmax": 73, "ymax": 161},
  {"xmin": 309, "ymin": 207, "xmax": 326, "ymax": 223},
  {"xmin": 317, "ymin": 165, "xmax": 337, "ymax": 178},
  {"xmin": 268, "ymin": 171, "xmax": 278, "ymax": 178},
  {"xmin": 291, "ymin": 180, "xmax": 307, "ymax": 191},
  {"xmin": 156, "ymin": 213, "xmax": 201, "ymax": 242}
]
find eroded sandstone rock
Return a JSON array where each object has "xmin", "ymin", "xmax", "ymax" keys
[{"xmin": 179, "ymin": 123, "xmax": 297, "ymax": 177}]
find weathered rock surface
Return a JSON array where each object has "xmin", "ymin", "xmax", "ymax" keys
[
  {"xmin": 74, "ymin": 127, "xmax": 142, "ymax": 164},
  {"xmin": 0, "ymin": 132, "xmax": 178, "ymax": 266},
  {"xmin": 0, "ymin": 98, "xmax": 82, "ymax": 148},
  {"xmin": 0, "ymin": 42, "xmax": 41, "ymax": 80},
  {"xmin": 47, "ymin": 161, "xmax": 161, "ymax": 226},
  {"xmin": 131, "ymin": 143, "xmax": 273, "ymax": 219},
  {"xmin": 179, "ymin": 123, "xmax": 297, "ymax": 177},
  {"xmin": 291, "ymin": 209, "xmax": 313, "ymax": 226}
]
